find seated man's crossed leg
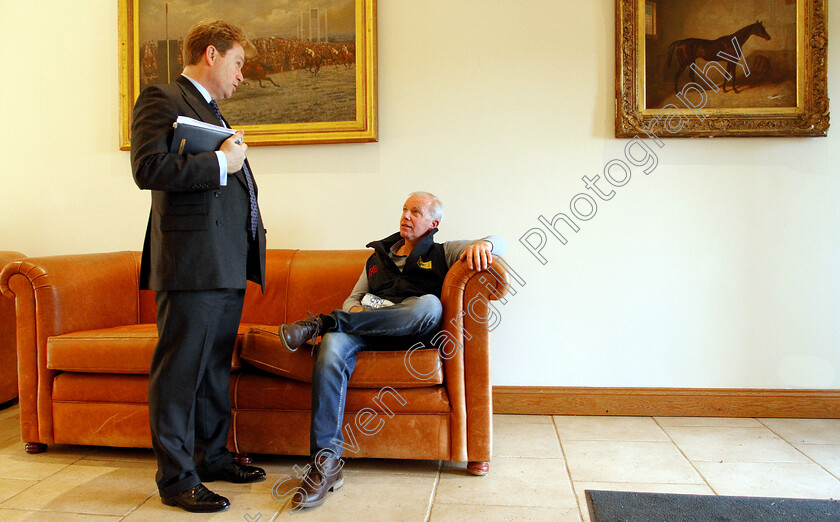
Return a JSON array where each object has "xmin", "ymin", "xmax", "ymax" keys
[{"xmin": 279, "ymin": 295, "xmax": 442, "ymax": 508}]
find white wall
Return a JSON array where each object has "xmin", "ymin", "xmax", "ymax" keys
[{"xmin": 2, "ymin": 1, "xmax": 838, "ymax": 389}]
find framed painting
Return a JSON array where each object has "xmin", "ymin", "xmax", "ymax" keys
[
  {"xmin": 119, "ymin": 0, "xmax": 377, "ymax": 149},
  {"xmin": 615, "ymin": 0, "xmax": 828, "ymax": 138}
]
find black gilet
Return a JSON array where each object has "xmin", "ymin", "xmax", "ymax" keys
[{"xmin": 364, "ymin": 229, "xmax": 449, "ymax": 303}]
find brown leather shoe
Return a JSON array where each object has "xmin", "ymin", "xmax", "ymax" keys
[
  {"xmin": 278, "ymin": 314, "xmax": 325, "ymax": 352},
  {"xmin": 161, "ymin": 483, "xmax": 229, "ymax": 513},
  {"xmin": 292, "ymin": 457, "xmax": 344, "ymax": 509}
]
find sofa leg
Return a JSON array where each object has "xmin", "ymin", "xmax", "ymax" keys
[
  {"xmin": 234, "ymin": 453, "xmax": 252, "ymax": 466},
  {"xmin": 25, "ymin": 442, "xmax": 47, "ymax": 454},
  {"xmin": 467, "ymin": 461, "xmax": 489, "ymax": 476}
]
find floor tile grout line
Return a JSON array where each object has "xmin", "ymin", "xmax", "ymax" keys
[
  {"xmin": 430, "ymin": 500, "xmax": 578, "ymax": 509},
  {"xmin": 652, "ymin": 416, "xmax": 718, "ymax": 496},
  {"xmin": 0, "ymin": 476, "xmax": 40, "ymax": 508},
  {"xmin": 552, "ymin": 416, "xmax": 585, "ymax": 522},
  {"xmin": 756, "ymin": 418, "xmax": 840, "ymax": 483},
  {"xmin": 423, "ymin": 459, "xmax": 443, "ymax": 522},
  {"xmin": 4, "ymin": 410, "xmax": 838, "ymax": 517},
  {"xmin": 117, "ymin": 491, "xmax": 156, "ymax": 520},
  {"xmin": 658, "ymin": 421, "xmax": 832, "ymax": 466},
  {"xmin": 0, "ymin": 457, "xmax": 83, "ymax": 506},
  {"xmin": 0, "ymin": 506, "xmax": 130, "ymax": 517}
]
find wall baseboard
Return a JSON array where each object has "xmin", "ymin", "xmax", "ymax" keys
[{"xmin": 493, "ymin": 386, "xmax": 840, "ymax": 418}]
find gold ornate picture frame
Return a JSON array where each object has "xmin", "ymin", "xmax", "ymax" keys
[
  {"xmin": 615, "ymin": 0, "xmax": 828, "ymax": 138},
  {"xmin": 119, "ymin": 0, "xmax": 377, "ymax": 149}
]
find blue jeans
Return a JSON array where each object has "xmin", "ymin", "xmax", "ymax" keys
[{"xmin": 310, "ymin": 294, "xmax": 443, "ymax": 457}]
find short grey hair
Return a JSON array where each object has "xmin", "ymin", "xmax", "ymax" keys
[{"xmin": 409, "ymin": 191, "xmax": 443, "ymax": 221}]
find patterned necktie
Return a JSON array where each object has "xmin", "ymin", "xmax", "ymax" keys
[{"xmin": 209, "ymin": 100, "xmax": 258, "ymax": 240}]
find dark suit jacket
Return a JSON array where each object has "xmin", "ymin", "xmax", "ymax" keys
[{"xmin": 131, "ymin": 75, "xmax": 266, "ymax": 291}]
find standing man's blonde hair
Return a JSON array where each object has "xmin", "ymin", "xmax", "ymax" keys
[{"xmin": 182, "ymin": 19, "xmax": 254, "ymax": 66}]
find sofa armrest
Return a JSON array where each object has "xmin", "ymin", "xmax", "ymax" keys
[
  {"xmin": 0, "ymin": 251, "xmax": 26, "ymax": 405},
  {"xmin": 0, "ymin": 251, "xmax": 144, "ymax": 445},
  {"xmin": 439, "ymin": 258, "xmax": 510, "ymax": 462}
]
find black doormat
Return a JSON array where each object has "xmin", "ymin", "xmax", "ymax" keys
[{"xmin": 585, "ymin": 490, "xmax": 840, "ymax": 521}]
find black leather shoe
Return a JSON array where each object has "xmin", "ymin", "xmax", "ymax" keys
[
  {"xmin": 279, "ymin": 313, "xmax": 325, "ymax": 352},
  {"xmin": 292, "ymin": 457, "xmax": 344, "ymax": 509},
  {"xmin": 161, "ymin": 484, "xmax": 229, "ymax": 513},
  {"xmin": 200, "ymin": 461, "xmax": 266, "ymax": 483}
]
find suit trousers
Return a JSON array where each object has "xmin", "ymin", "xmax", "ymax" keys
[{"xmin": 149, "ymin": 288, "xmax": 245, "ymax": 496}]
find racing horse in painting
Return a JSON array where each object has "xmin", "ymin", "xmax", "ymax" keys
[
  {"xmin": 667, "ymin": 20, "xmax": 771, "ymax": 93},
  {"xmin": 242, "ymin": 61, "xmax": 280, "ymax": 88}
]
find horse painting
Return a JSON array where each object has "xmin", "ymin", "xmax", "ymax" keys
[
  {"xmin": 667, "ymin": 21, "xmax": 771, "ymax": 93},
  {"xmin": 242, "ymin": 62, "xmax": 281, "ymax": 88}
]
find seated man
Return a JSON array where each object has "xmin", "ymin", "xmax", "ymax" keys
[{"xmin": 276, "ymin": 191, "xmax": 506, "ymax": 509}]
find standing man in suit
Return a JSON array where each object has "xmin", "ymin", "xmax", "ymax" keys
[{"xmin": 131, "ymin": 19, "xmax": 267, "ymax": 513}]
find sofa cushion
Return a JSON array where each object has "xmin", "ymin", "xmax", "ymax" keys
[
  {"xmin": 46, "ymin": 323, "xmax": 249, "ymax": 374},
  {"xmin": 52, "ymin": 373, "xmax": 150, "ymax": 403},
  {"xmin": 232, "ymin": 373, "xmax": 451, "ymax": 413},
  {"xmin": 240, "ymin": 326, "xmax": 444, "ymax": 388}
]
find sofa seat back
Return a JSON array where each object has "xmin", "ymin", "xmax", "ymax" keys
[
  {"xmin": 137, "ymin": 250, "xmax": 371, "ymax": 325},
  {"xmin": 194, "ymin": 249, "xmax": 372, "ymax": 327},
  {"xmin": 50, "ymin": 249, "xmax": 372, "ymax": 377}
]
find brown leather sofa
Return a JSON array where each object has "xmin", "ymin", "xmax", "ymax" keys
[
  {"xmin": 0, "ymin": 251, "xmax": 25, "ymax": 405},
  {"xmin": 0, "ymin": 249, "xmax": 509, "ymax": 474}
]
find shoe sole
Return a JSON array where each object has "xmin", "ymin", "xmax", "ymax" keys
[
  {"xmin": 161, "ymin": 497, "xmax": 230, "ymax": 513},
  {"xmin": 294, "ymin": 478, "xmax": 345, "ymax": 509},
  {"xmin": 278, "ymin": 325, "xmax": 299, "ymax": 352}
]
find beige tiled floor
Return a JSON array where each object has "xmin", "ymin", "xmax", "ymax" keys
[{"xmin": 0, "ymin": 403, "xmax": 838, "ymax": 520}]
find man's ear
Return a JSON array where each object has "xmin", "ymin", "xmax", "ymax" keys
[
  {"xmin": 204, "ymin": 45, "xmax": 218, "ymax": 66},
  {"xmin": 430, "ymin": 219, "xmax": 440, "ymax": 230}
]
